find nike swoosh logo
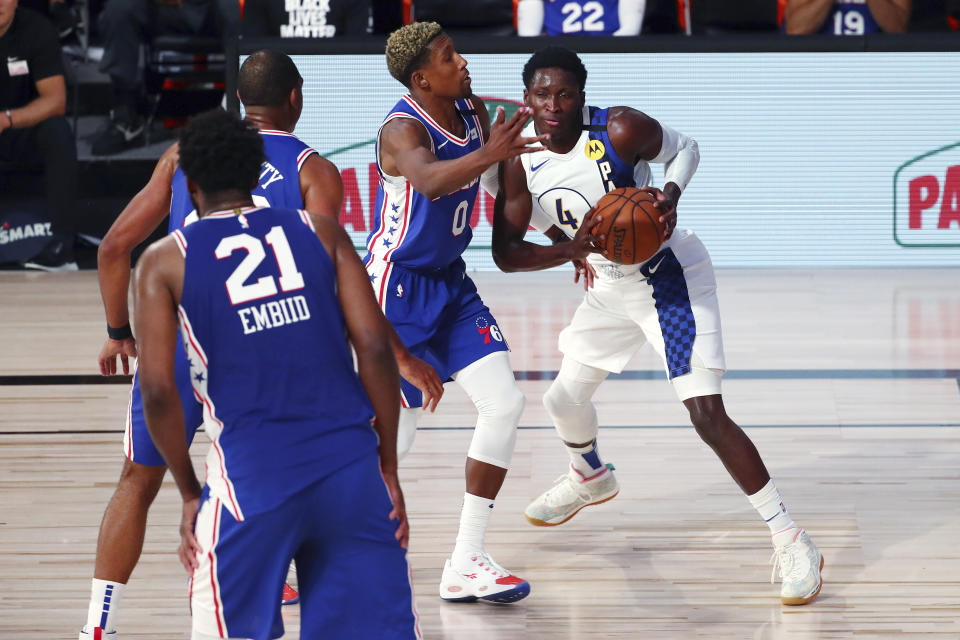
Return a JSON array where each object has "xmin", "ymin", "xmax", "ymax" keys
[
  {"xmin": 647, "ymin": 255, "xmax": 666, "ymax": 274},
  {"xmin": 437, "ymin": 140, "xmax": 449, "ymax": 150},
  {"xmin": 531, "ymin": 159, "xmax": 549, "ymax": 172}
]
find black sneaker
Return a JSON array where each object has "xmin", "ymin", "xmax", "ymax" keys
[
  {"xmin": 91, "ymin": 109, "xmax": 145, "ymax": 156},
  {"xmin": 23, "ymin": 237, "xmax": 79, "ymax": 272}
]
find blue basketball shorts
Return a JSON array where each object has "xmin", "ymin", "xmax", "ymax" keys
[
  {"xmin": 190, "ymin": 452, "xmax": 420, "ymax": 640},
  {"xmin": 123, "ymin": 334, "xmax": 204, "ymax": 466},
  {"xmin": 368, "ymin": 258, "xmax": 510, "ymax": 408}
]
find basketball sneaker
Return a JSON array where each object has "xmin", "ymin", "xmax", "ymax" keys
[
  {"xmin": 524, "ymin": 463, "xmax": 619, "ymax": 527},
  {"xmin": 770, "ymin": 529, "xmax": 824, "ymax": 605},
  {"xmin": 78, "ymin": 627, "xmax": 118, "ymax": 639},
  {"xmin": 281, "ymin": 582, "xmax": 299, "ymax": 605},
  {"xmin": 439, "ymin": 552, "xmax": 531, "ymax": 603}
]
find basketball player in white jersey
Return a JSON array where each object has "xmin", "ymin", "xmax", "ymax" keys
[{"xmin": 492, "ymin": 46, "xmax": 824, "ymax": 605}]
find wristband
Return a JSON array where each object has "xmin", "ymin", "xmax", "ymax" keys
[
  {"xmin": 107, "ymin": 323, "xmax": 133, "ymax": 341},
  {"xmin": 4, "ymin": 110, "xmax": 12, "ymax": 128}
]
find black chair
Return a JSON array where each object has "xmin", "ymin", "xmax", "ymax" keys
[
  {"xmin": 143, "ymin": 34, "xmax": 225, "ymax": 140},
  {"xmin": 410, "ymin": 0, "xmax": 516, "ymax": 38}
]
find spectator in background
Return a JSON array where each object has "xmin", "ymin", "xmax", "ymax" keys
[
  {"xmin": 785, "ymin": 0, "xmax": 911, "ymax": 33},
  {"xmin": 241, "ymin": 0, "xmax": 371, "ymax": 37},
  {"xmin": 92, "ymin": 0, "xmax": 237, "ymax": 156},
  {"xmin": 0, "ymin": 0, "xmax": 79, "ymax": 270},
  {"xmin": 517, "ymin": 0, "xmax": 645, "ymax": 35}
]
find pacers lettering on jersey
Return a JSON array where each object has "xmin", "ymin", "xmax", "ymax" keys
[
  {"xmin": 259, "ymin": 162, "xmax": 285, "ymax": 190},
  {"xmin": 237, "ymin": 294, "xmax": 311, "ymax": 335},
  {"xmin": 598, "ymin": 160, "xmax": 615, "ymax": 192}
]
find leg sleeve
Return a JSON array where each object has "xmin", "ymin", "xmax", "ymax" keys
[{"xmin": 452, "ymin": 351, "xmax": 525, "ymax": 469}]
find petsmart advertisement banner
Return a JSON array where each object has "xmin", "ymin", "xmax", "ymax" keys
[{"xmin": 272, "ymin": 52, "xmax": 960, "ymax": 268}]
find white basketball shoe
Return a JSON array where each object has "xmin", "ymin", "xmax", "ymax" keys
[
  {"xmin": 771, "ymin": 529, "xmax": 824, "ymax": 605},
  {"xmin": 524, "ymin": 463, "xmax": 619, "ymax": 527},
  {"xmin": 439, "ymin": 551, "xmax": 531, "ymax": 603},
  {"xmin": 79, "ymin": 627, "xmax": 118, "ymax": 639}
]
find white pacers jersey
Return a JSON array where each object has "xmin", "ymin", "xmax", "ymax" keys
[
  {"xmin": 523, "ymin": 106, "xmax": 726, "ymax": 393},
  {"xmin": 521, "ymin": 105, "xmax": 653, "ymax": 282}
]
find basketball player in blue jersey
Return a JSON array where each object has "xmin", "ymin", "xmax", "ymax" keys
[
  {"xmin": 78, "ymin": 50, "xmax": 426, "ymax": 638},
  {"xmin": 132, "ymin": 109, "xmax": 419, "ymax": 640},
  {"xmin": 516, "ymin": 0, "xmax": 645, "ymax": 36},
  {"xmin": 785, "ymin": 0, "xmax": 910, "ymax": 35},
  {"xmin": 493, "ymin": 46, "xmax": 824, "ymax": 606},
  {"xmin": 370, "ymin": 22, "xmax": 548, "ymax": 603}
]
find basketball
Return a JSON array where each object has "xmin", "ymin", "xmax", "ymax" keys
[{"xmin": 592, "ymin": 187, "xmax": 665, "ymax": 265}]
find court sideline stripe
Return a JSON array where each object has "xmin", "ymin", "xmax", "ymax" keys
[
  {"xmin": 3, "ymin": 423, "xmax": 959, "ymax": 436},
  {"xmin": 3, "ymin": 369, "xmax": 960, "ymax": 386}
]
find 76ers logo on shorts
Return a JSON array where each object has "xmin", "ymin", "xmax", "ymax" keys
[{"xmin": 475, "ymin": 317, "xmax": 503, "ymax": 344}]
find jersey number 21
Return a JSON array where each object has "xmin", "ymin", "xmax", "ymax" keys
[{"xmin": 217, "ymin": 226, "xmax": 305, "ymax": 305}]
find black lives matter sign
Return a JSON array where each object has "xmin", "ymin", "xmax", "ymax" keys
[{"xmin": 280, "ymin": 0, "xmax": 336, "ymax": 38}]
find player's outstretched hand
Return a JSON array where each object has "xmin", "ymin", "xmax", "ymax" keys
[
  {"xmin": 485, "ymin": 106, "xmax": 549, "ymax": 163},
  {"xmin": 573, "ymin": 258, "xmax": 597, "ymax": 291},
  {"xmin": 640, "ymin": 186, "xmax": 678, "ymax": 240},
  {"xmin": 382, "ymin": 469, "xmax": 409, "ymax": 549},
  {"xmin": 98, "ymin": 337, "xmax": 137, "ymax": 376},
  {"xmin": 178, "ymin": 495, "xmax": 203, "ymax": 574},
  {"xmin": 397, "ymin": 352, "xmax": 444, "ymax": 412}
]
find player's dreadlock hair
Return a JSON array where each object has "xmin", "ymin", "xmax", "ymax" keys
[
  {"xmin": 385, "ymin": 21, "xmax": 443, "ymax": 88},
  {"xmin": 179, "ymin": 109, "xmax": 265, "ymax": 195},
  {"xmin": 238, "ymin": 49, "xmax": 302, "ymax": 107},
  {"xmin": 522, "ymin": 46, "xmax": 588, "ymax": 91}
]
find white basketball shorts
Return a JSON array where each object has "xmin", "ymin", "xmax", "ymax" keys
[{"xmin": 558, "ymin": 229, "xmax": 726, "ymax": 401}]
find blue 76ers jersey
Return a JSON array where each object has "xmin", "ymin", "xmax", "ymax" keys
[
  {"xmin": 820, "ymin": 0, "xmax": 881, "ymax": 34},
  {"xmin": 168, "ymin": 129, "xmax": 318, "ymax": 232},
  {"xmin": 521, "ymin": 105, "xmax": 652, "ymax": 279},
  {"xmin": 365, "ymin": 96, "xmax": 484, "ymax": 271},
  {"xmin": 544, "ymin": 0, "xmax": 620, "ymax": 36},
  {"xmin": 173, "ymin": 207, "xmax": 377, "ymax": 521}
]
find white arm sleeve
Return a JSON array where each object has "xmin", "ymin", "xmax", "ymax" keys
[
  {"xmin": 652, "ymin": 123, "xmax": 699, "ymax": 193},
  {"xmin": 480, "ymin": 163, "xmax": 499, "ymax": 198},
  {"xmin": 517, "ymin": 0, "xmax": 545, "ymax": 36},
  {"xmin": 614, "ymin": 0, "xmax": 646, "ymax": 36}
]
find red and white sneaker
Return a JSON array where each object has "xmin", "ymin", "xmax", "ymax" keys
[
  {"xmin": 78, "ymin": 627, "xmax": 117, "ymax": 639},
  {"xmin": 281, "ymin": 582, "xmax": 299, "ymax": 606},
  {"xmin": 439, "ymin": 552, "xmax": 531, "ymax": 603}
]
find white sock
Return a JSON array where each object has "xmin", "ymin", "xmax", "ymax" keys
[
  {"xmin": 566, "ymin": 440, "xmax": 606, "ymax": 480},
  {"xmin": 84, "ymin": 579, "xmax": 125, "ymax": 632},
  {"xmin": 747, "ymin": 479, "xmax": 800, "ymax": 547},
  {"xmin": 452, "ymin": 492, "xmax": 493, "ymax": 565}
]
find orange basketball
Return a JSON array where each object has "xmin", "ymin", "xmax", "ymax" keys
[{"xmin": 593, "ymin": 187, "xmax": 665, "ymax": 265}]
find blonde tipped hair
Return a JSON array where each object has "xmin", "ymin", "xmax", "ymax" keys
[{"xmin": 386, "ymin": 21, "xmax": 443, "ymax": 87}]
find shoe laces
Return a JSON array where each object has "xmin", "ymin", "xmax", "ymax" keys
[
  {"xmin": 541, "ymin": 471, "xmax": 591, "ymax": 506},
  {"xmin": 769, "ymin": 538, "xmax": 808, "ymax": 584},
  {"xmin": 467, "ymin": 551, "xmax": 509, "ymax": 578}
]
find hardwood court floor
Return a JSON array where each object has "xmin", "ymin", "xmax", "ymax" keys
[{"xmin": 1, "ymin": 269, "xmax": 958, "ymax": 639}]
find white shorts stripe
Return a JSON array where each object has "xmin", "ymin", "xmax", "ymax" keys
[
  {"xmin": 122, "ymin": 360, "xmax": 138, "ymax": 460},
  {"xmin": 192, "ymin": 496, "xmax": 228, "ymax": 638}
]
